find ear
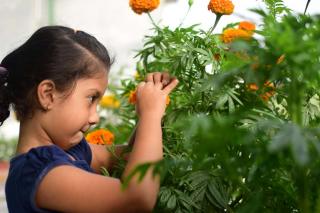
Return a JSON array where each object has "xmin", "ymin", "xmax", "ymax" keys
[{"xmin": 37, "ymin": 80, "xmax": 56, "ymax": 111}]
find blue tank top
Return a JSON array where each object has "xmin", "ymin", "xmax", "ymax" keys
[{"xmin": 5, "ymin": 138, "xmax": 94, "ymax": 213}]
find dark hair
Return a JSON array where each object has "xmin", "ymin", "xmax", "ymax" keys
[{"xmin": 0, "ymin": 26, "xmax": 113, "ymax": 126}]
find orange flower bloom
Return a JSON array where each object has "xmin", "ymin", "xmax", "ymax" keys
[
  {"xmin": 129, "ymin": 0, "xmax": 160, "ymax": 15},
  {"xmin": 128, "ymin": 89, "xmax": 137, "ymax": 104},
  {"xmin": 221, "ymin": 28, "xmax": 252, "ymax": 43},
  {"xmin": 260, "ymin": 91, "xmax": 275, "ymax": 102},
  {"xmin": 247, "ymin": 81, "xmax": 276, "ymax": 102},
  {"xmin": 276, "ymin": 54, "xmax": 285, "ymax": 64},
  {"xmin": 128, "ymin": 89, "xmax": 170, "ymax": 105},
  {"xmin": 208, "ymin": 0, "xmax": 234, "ymax": 15},
  {"xmin": 238, "ymin": 21, "xmax": 255, "ymax": 32},
  {"xmin": 99, "ymin": 95, "xmax": 120, "ymax": 108},
  {"xmin": 247, "ymin": 83, "xmax": 259, "ymax": 91},
  {"xmin": 86, "ymin": 129, "xmax": 114, "ymax": 145}
]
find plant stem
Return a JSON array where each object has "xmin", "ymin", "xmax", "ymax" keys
[
  {"xmin": 178, "ymin": 6, "xmax": 191, "ymax": 28},
  {"xmin": 304, "ymin": 0, "xmax": 311, "ymax": 15},
  {"xmin": 297, "ymin": 168, "xmax": 310, "ymax": 213},
  {"xmin": 289, "ymin": 70, "xmax": 302, "ymax": 126},
  {"xmin": 147, "ymin": 12, "xmax": 160, "ymax": 30},
  {"xmin": 207, "ymin": 14, "xmax": 222, "ymax": 35}
]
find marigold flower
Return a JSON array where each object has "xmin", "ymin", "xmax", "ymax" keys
[
  {"xmin": 238, "ymin": 21, "xmax": 256, "ymax": 32},
  {"xmin": 208, "ymin": 0, "xmax": 234, "ymax": 15},
  {"xmin": 247, "ymin": 83, "xmax": 259, "ymax": 91},
  {"xmin": 128, "ymin": 89, "xmax": 137, "ymax": 104},
  {"xmin": 86, "ymin": 129, "xmax": 114, "ymax": 145},
  {"xmin": 260, "ymin": 91, "xmax": 275, "ymax": 102},
  {"xmin": 129, "ymin": 0, "xmax": 160, "ymax": 15},
  {"xmin": 221, "ymin": 28, "xmax": 252, "ymax": 43},
  {"xmin": 276, "ymin": 54, "xmax": 285, "ymax": 64},
  {"xmin": 99, "ymin": 95, "xmax": 120, "ymax": 109},
  {"xmin": 128, "ymin": 89, "xmax": 170, "ymax": 105},
  {"xmin": 247, "ymin": 81, "xmax": 276, "ymax": 102}
]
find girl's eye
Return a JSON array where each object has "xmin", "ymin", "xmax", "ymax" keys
[{"xmin": 88, "ymin": 95, "xmax": 98, "ymax": 103}]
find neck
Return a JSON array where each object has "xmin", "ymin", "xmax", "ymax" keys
[{"xmin": 16, "ymin": 115, "xmax": 53, "ymax": 155}]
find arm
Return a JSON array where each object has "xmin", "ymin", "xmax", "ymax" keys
[
  {"xmin": 89, "ymin": 72, "xmax": 171, "ymax": 174},
  {"xmin": 89, "ymin": 126, "xmax": 137, "ymax": 174}
]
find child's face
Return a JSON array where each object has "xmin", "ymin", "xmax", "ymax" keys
[{"xmin": 45, "ymin": 71, "xmax": 108, "ymax": 150}]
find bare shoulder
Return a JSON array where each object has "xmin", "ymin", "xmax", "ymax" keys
[{"xmin": 35, "ymin": 165, "xmax": 146, "ymax": 213}]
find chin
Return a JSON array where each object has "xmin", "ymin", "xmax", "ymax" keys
[{"xmin": 67, "ymin": 132, "xmax": 83, "ymax": 147}]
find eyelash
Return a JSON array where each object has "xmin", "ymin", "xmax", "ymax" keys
[{"xmin": 88, "ymin": 95, "xmax": 99, "ymax": 104}]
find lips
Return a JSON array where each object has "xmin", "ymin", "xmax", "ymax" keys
[{"xmin": 81, "ymin": 125, "xmax": 90, "ymax": 133}]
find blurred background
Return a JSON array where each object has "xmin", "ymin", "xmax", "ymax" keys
[{"xmin": 0, "ymin": 0, "xmax": 319, "ymax": 212}]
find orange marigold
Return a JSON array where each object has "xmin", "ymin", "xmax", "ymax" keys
[
  {"xmin": 247, "ymin": 83, "xmax": 259, "ymax": 91},
  {"xmin": 86, "ymin": 129, "xmax": 114, "ymax": 145},
  {"xmin": 208, "ymin": 0, "xmax": 234, "ymax": 15},
  {"xmin": 221, "ymin": 28, "xmax": 252, "ymax": 43},
  {"xmin": 247, "ymin": 81, "xmax": 276, "ymax": 102},
  {"xmin": 129, "ymin": 0, "xmax": 160, "ymax": 15},
  {"xmin": 260, "ymin": 91, "xmax": 275, "ymax": 102},
  {"xmin": 128, "ymin": 89, "xmax": 137, "ymax": 104},
  {"xmin": 238, "ymin": 21, "xmax": 255, "ymax": 32},
  {"xmin": 128, "ymin": 89, "xmax": 170, "ymax": 105}
]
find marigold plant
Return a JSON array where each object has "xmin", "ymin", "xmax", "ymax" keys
[
  {"xmin": 107, "ymin": 1, "xmax": 320, "ymax": 212},
  {"xmin": 85, "ymin": 129, "xmax": 114, "ymax": 145},
  {"xmin": 129, "ymin": 0, "xmax": 160, "ymax": 15}
]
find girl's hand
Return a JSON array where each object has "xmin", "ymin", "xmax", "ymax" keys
[
  {"xmin": 136, "ymin": 72, "xmax": 178, "ymax": 120},
  {"xmin": 145, "ymin": 72, "xmax": 172, "ymax": 88}
]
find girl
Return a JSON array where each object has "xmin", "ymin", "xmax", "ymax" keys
[{"xmin": 0, "ymin": 26, "xmax": 179, "ymax": 212}]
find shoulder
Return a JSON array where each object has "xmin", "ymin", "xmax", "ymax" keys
[{"xmin": 6, "ymin": 145, "xmax": 75, "ymax": 212}]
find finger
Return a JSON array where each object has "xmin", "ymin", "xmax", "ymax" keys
[
  {"xmin": 161, "ymin": 72, "xmax": 170, "ymax": 86},
  {"xmin": 155, "ymin": 82, "xmax": 163, "ymax": 90},
  {"xmin": 137, "ymin": 82, "xmax": 146, "ymax": 91},
  {"xmin": 146, "ymin": 73, "xmax": 153, "ymax": 82},
  {"xmin": 163, "ymin": 78, "xmax": 179, "ymax": 94},
  {"xmin": 153, "ymin": 72, "xmax": 162, "ymax": 84}
]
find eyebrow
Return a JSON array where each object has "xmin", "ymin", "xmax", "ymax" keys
[{"xmin": 88, "ymin": 89, "xmax": 102, "ymax": 97}]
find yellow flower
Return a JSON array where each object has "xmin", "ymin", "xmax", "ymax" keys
[
  {"xmin": 134, "ymin": 71, "xmax": 141, "ymax": 80},
  {"xmin": 99, "ymin": 95, "xmax": 120, "ymax": 109},
  {"xmin": 221, "ymin": 28, "xmax": 252, "ymax": 43},
  {"xmin": 86, "ymin": 129, "xmax": 114, "ymax": 145},
  {"xmin": 129, "ymin": 0, "xmax": 160, "ymax": 15},
  {"xmin": 128, "ymin": 89, "xmax": 170, "ymax": 105},
  {"xmin": 238, "ymin": 21, "xmax": 256, "ymax": 32},
  {"xmin": 208, "ymin": 0, "xmax": 234, "ymax": 15}
]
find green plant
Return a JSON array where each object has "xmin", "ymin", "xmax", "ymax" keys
[{"xmin": 100, "ymin": 0, "xmax": 320, "ymax": 212}]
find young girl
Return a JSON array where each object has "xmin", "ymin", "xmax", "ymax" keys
[{"xmin": 0, "ymin": 26, "xmax": 178, "ymax": 212}]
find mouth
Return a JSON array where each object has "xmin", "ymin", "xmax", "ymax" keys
[{"xmin": 80, "ymin": 126, "xmax": 90, "ymax": 134}]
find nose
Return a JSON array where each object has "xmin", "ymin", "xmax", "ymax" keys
[{"xmin": 88, "ymin": 107, "xmax": 100, "ymax": 125}]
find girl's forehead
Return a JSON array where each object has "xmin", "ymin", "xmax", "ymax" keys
[{"xmin": 76, "ymin": 72, "xmax": 108, "ymax": 90}]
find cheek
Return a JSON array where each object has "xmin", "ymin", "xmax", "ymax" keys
[{"xmin": 52, "ymin": 101, "xmax": 89, "ymax": 130}]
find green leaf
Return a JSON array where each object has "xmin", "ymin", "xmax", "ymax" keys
[{"xmin": 167, "ymin": 194, "xmax": 177, "ymax": 210}]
